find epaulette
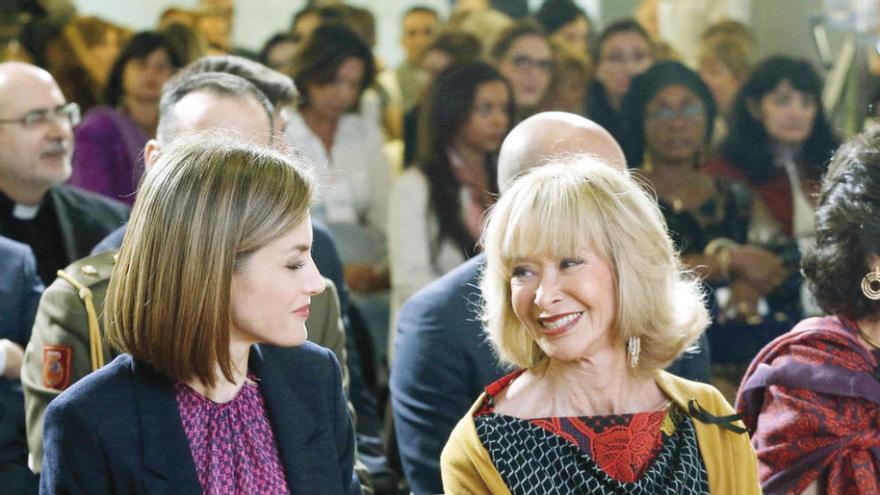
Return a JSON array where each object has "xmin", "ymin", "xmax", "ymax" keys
[{"xmin": 55, "ymin": 251, "xmax": 118, "ymax": 372}]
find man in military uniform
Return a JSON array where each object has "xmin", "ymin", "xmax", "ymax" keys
[{"xmin": 21, "ymin": 71, "xmax": 352, "ymax": 475}]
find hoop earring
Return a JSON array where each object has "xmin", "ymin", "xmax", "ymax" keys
[
  {"xmin": 862, "ymin": 266, "xmax": 880, "ymax": 300},
  {"xmin": 627, "ymin": 336, "xmax": 641, "ymax": 369}
]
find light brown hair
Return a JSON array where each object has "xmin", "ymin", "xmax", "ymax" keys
[{"xmin": 104, "ymin": 132, "xmax": 313, "ymax": 386}]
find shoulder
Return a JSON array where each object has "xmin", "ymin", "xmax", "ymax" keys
[
  {"xmin": 339, "ymin": 113, "xmax": 382, "ymax": 143},
  {"xmin": 51, "ymin": 250, "xmax": 117, "ymax": 294},
  {"xmin": 258, "ymin": 341, "xmax": 338, "ymax": 377},
  {"xmin": 702, "ymin": 156, "xmax": 746, "ymax": 181},
  {"xmin": 48, "ymin": 354, "xmax": 133, "ymax": 413},
  {"xmin": 76, "ymin": 107, "xmax": 124, "ymax": 135},
  {"xmin": 0, "ymin": 235, "xmax": 32, "ymax": 259},
  {"xmin": 396, "ymin": 167, "xmax": 428, "ymax": 189},
  {"xmin": 399, "ymin": 255, "xmax": 484, "ymax": 321},
  {"xmin": 391, "ymin": 168, "xmax": 428, "ymax": 203},
  {"xmin": 52, "ymin": 185, "xmax": 129, "ymax": 219},
  {"xmin": 655, "ymin": 370, "xmax": 735, "ymax": 416},
  {"xmin": 0, "ymin": 236, "xmax": 36, "ymax": 278}
]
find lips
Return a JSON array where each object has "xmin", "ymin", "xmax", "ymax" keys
[
  {"xmin": 538, "ymin": 312, "xmax": 583, "ymax": 337},
  {"xmin": 293, "ymin": 304, "xmax": 310, "ymax": 318}
]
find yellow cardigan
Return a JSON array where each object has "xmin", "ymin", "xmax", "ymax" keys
[{"xmin": 440, "ymin": 370, "xmax": 761, "ymax": 494}]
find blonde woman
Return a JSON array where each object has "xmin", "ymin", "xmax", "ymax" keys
[
  {"xmin": 441, "ymin": 159, "xmax": 758, "ymax": 494},
  {"xmin": 40, "ymin": 134, "xmax": 360, "ymax": 494}
]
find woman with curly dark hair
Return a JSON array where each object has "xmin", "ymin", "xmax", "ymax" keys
[
  {"xmin": 737, "ymin": 126, "xmax": 880, "ymax": 495},
  {"xmin": 705, "ymin": 56, "xmax": 839, "ymax": 247},
  {"xmin": 388, "ymin": 62, "xmax": 512, "ymax": 326}
]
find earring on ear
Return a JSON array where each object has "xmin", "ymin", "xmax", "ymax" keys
[
  {"xmin": 627, "ymin": 335, "xmax": 641, "ymax": 369},
  {"xmin": 862, "ymin": 266, "xmax": 880, "ymax": 300}
]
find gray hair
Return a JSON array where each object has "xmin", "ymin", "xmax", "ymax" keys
[{"xmin": 156, "ymin": 72, "xmax": 273, "ymax": 144}]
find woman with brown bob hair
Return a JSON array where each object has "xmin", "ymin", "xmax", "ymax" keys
[
  {"xmin": 441, "ymin": 159, "xmax": 759, "ymax": 494},
  {"xmin": 737, "ymin": 126, "xmax": 880, "ymax": 494},
  {"xmin": 40, "ymin": 134, "xmax": 361, "ymax": 494}
]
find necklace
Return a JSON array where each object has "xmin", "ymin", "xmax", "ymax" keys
[{"xmin": 858, "ymin": 326, "xmax": 880, "ymax": 350}]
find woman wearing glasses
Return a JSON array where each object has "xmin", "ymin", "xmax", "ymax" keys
[
  {"xmin": 491, "ymin": 21, "xmax": 554, "ymax": 123},
  {"xmin": 620, "ymin": 61, "xmax": 800, "ymax": 389}
]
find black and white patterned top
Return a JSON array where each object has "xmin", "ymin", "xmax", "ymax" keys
[{"xmin": 474, "ymin": 405, "xmax": 710, "ymax": 495}]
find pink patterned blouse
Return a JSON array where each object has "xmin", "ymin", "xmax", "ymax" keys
[{"xmin": 175, "ymin": 375, "xmax": 290, "ymax": 494}]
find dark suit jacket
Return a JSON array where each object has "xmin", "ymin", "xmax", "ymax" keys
[
  {"xmin": 0, "ymin": 236, "xmax": 43, "ymax": 346},
  {"xmin": 391, "ymin": 253, "xmax": 712, "ymax": 494},
  {"xmin": 47, "ymin": 185, "xmax": 128, "ymax": 266},
  {"xmin": 390, "ymin": 255, "xmax": 504, "ymax": 494},
  {"xmin": 41, "ymin": 343, "xmax": 361, "ymax": 495},
  {"xmin": 0, "ymin": 236, "xmax": 41, "ymax": 492}
]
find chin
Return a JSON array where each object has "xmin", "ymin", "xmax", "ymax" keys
[{"xmin": 272, "ymin": 328, "xmax": 309, "ymax": 348}]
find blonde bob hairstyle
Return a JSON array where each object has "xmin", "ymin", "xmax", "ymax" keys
[
  {"xmin": 104, "ymin": 132, "xmax": 314, "ymax": 387},
  {"xmin": 480, "ymin": 158, "xmax": 709, "ymax": 375}
]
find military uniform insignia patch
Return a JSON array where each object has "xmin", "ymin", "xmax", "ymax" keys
[{"xmin": 43, "ymin": 345, "xmax": 73, "ymax": 391}]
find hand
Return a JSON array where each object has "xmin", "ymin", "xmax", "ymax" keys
[
  {"xmin": 0, "ymin": 339, "xmax": 23, "ymax": 379},
  {"xmin": 729, "ymin": 245, "xmax": 785, "ymax": 294},
  {"xmin": 344, "ymin": 263, "xmax": 390, "ymax": 292},
  {"xmin": 722, "ymin": 280, "xmax": 762, "ymax": 324}
]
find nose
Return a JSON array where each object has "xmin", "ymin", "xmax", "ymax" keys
[
  {"xmin": 304, "ymin": 259, "xmax": 326, "ymax": 296},
  {"xmin": 534, "ymin": 270, "xmax": 561, "ymax": 311},
  {"xmin": 45, "ymin": 114, "xmax": 72, "ymax": 140}
]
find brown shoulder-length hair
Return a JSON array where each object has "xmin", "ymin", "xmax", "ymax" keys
[{"xmin": 104, "ymin": 132, "xmax": 314, "ymax": 386}]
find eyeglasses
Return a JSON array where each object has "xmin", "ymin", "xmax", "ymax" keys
[
  {"xmin": 646, "ymin": 104, "xmax": 704, "ymax": 122},
  {"xmin": 507, "ymin": 55, "xmax": 553, "ymax": 72},
  {"xmin": 0, "ymin": 102, "xmax": 81, "ymax": 128}
]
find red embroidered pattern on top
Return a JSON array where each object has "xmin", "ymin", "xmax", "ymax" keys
[{"xmin": 478, "ymin": 370, "xmax": 666, "ymax": 483}]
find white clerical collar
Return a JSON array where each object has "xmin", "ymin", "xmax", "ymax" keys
[{"xmin": 12, "ymin": 202, "xmax": 40, "ymax": 220}]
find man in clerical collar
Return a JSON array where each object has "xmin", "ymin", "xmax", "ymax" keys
[{"xmin": 0, "ymin": 62, "xmax": 128, "ymax": 283}]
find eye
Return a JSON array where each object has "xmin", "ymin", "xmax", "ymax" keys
[
  {"xmin": 286, "ymin": 261, "xmax": 306, "ymax": 271},
  {"xmin": 560, "ymin": 257, "xmax": 584, "ymax": 269},
  {"xmin": 511, "ymin": 264, "xmax": 534, "ymax": 278}
]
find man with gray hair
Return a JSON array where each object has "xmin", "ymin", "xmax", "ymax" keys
[{"xmin": 390, "ymin": 111, "xmax": 709, "ymax": 494}]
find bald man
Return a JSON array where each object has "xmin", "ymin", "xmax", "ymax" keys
[
  {"xmin": 0, "ymin": 62, "xmax": 128, "ymax": 286},
  {"xmin": 0, "ymin": 62, "xmax": 128, "ymax": 492}
]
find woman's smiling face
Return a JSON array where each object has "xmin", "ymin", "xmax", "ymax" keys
[{"xmin": 509, "ymin": 245, "xmax": 618, "ymax": 362}]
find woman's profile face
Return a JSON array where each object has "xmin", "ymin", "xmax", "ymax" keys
[
  {"xmin": 509, "ymin": 244, "xmax": 617, "ymax": 362},
  {"xmin": 643, "ymin": 84, "xmax": 707, "ymax": 165},
  {"xmin": 754, "ymin": 79, "xmax": 817, "ymax": 147},
  {"xmin": 497, "ymin": 34, "xmax": 553, "ymax": 109},
  {"xmin": 595, "ymin": 31, "xmax": 653, "ymax": 104},
  {"xmin": 455, "ymin": 79, "xmax": 510, "ymax": 154},
  {"xmin": 122, "ymin": 48, "xmax": 175, "ymax": 103},
  {"xmin": 229, "ymin": 216, "xmax": 326, "ymax": 348},
  {"xmin": 305, "ymin": 57, "xmax": 365, "ymax": 120}
]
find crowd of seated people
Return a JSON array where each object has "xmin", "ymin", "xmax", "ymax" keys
[{"xmin": 2, "ymin": 0, "xmax": 880, "ymax": 493}]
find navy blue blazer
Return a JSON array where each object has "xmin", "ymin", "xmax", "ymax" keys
[
  {"xmin": 0, "ymin": 235, "xmax": 43, "ymax": 346},
  {"xmin": 41, "ymin": 343, "xmax": 361, "ymax": 494},
  {"xmin": 390, "ymin": 253, "xmax": 712, "ymax": 494}
]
